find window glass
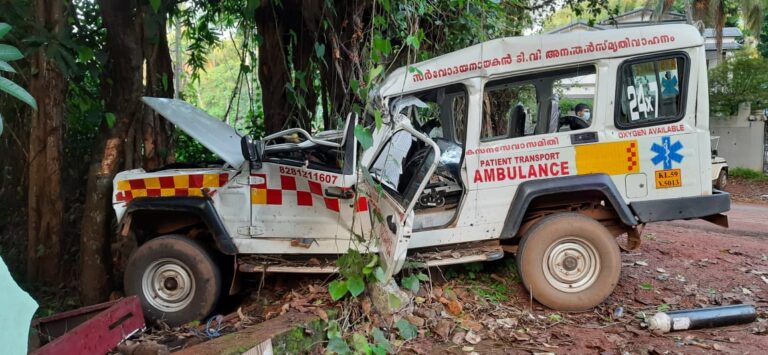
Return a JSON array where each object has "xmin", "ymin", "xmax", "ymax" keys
[
  {"xmin": 370, "ymin": 130, "xmax": 435, "ymax": 209},
  {"xmin": 483, "ymin": 66, "xmax": 596, "ymax": 141},
  {"xmin": 617, "ymin": 56, "xmax": 686, "ymax": 127},
  {"xmin": 482, "ymin": 83, "xmax": 537, "ymax": 140},
  {"xmin": 391, "ymin": 84, "xmax": 467, "ymax": 144}
]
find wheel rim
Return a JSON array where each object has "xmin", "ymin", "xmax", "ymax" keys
[
  {"xmin": 142, "ymin": 258, "xmax": 195, "ymax": 313},
  {"xmin": 542, "ymin": 237, "xmax": 600, "ymax": 293}
]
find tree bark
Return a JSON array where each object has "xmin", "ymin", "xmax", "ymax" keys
[
  {"xmin": 140, "ymin": 4, "xmax": 175, "ymax": 170},
  {"xmin": 26, "ymin": 0, "xmax": 67, "ymax": 286},
  {"xmin": 256, "ymin": 1, "xmax": 290, "ymax": 134},
  {"xmin": 80, "ymin": 0, "xmax": 144, "ymax": 305}
]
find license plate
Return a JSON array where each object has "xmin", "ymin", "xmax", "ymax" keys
[{"xmin": 655, "ymin": 169, "xmax": 681, "ymax": 188}]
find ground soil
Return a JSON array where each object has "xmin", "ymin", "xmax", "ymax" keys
[
  {"xmin": 725, "ymin": 177, "xmax": 768, "ymax": 204},
  {"xmin": 116, "ymin": 202, "xmax": 768, "ymax": 354}
]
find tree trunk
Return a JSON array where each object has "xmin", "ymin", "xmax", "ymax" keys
[
  {"xmin": 256, "ymin": 1, "xmax": 290, "ymax": 134},
  {"xmin": 26, "ymin": 0, "xmax": 66, "ymax": 286},
  {"xmin": 140, "ymin": 3, "xmax": 175, "ymax": 170},
  {"xmin": 80, "ymin": 0, "xmax": 144, "ymax": 305}
]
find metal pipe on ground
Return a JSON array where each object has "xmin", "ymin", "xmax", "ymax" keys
[{"xmin": 648, "ymin": 304, "xmax": 757, "ymax": 333}]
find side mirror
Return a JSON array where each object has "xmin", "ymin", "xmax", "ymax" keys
[{"xmin": 240, "ymin": 136, "xmax": 263, "ymax": 170}]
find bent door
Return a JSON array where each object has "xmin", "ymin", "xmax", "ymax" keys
[{"xmin": 362, "ymin": 124, "xmax": 440, "ymax": 280}]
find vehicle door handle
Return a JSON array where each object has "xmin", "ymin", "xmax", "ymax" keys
[
  {"xmin": 386, "ymin": 215, "xmax": 397, "ymax": 233},
  {"xmin": 325, "ymin": 186, "xmax": 354, "ymax": 199},
  {"xmin": 570, "ymin": 131, "xmax": 598, "ymax": 144}
]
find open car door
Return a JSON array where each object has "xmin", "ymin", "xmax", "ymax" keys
[{"xmin": 362, "ymin": 122, "xmax": 440, "ymax": 280}]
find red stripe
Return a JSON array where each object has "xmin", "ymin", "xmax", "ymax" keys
[
  {"xmin": 297, "ymin": 191, "xmax": 313, "ymax": 206},
  {"xmin": 147, "ymin": 189, "xmax": 161, "ymax": 197},
  {"xmin": 129, "ymin": 179, "xmax": 145, "ymax": 190},
  {"xmin": 355, "ymin": 196, "xmax": 368, "ymax": 212},
  {"xmin": 280, "ymin": 175, "xmax": 297, "ymax": 190},
  {"xmin": 159, "ymin": 176, "xmax": 175, "ymax": 188},
  {"xmin": 266, "ymin": 189, "xmax": 282, "ymax": 205},
  {"xmin": 219, "ymin": 173, "xmax": 229, "ymax": 186},
  {"xmin": 189, "ymin": 174, "xmax": 204, "ymax": 188},
  {"xmin": 324, "ymin": 198, "xmax": 340, "ymax": 212},
  {"xmin": 308, "ymin": 181, "xmax": 322, "ymax": 195}
]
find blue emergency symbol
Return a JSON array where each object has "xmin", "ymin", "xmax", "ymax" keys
[{"xmin": 651, "ymin": 136, "xmax": 683, "ymax": 169}]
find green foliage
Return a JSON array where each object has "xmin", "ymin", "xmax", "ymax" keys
[
  {"xmin": 729, "ymin": 167, "xmax": 768, "ymax": 181},
  {"xmin": 354, "ymin": 124, "xmax": 373, "ymax": 150},
  {"xmin": 400, "ymin": 274, "xmax": 420, "ymax": 293},
  {"xmin": 709, "ymin": 52, "xmax": 768, "ymax": 116},
  {"xmin": 656, "ymin": 303, "xmax": 671, "ymax": 312},
  {"xmin": 346, "ymin": 276, "xmax": 365, "ymax": 297},
  {"xmin": 328, "ymin": 280, "xmax": 349, "ymax": 301},
  {"xmin": 174, "ymin": 129, "xmax": 220, "ymax": 162},
  {"xmin": 639, "ymin": 282, "xmax": 653, "ymax": 290},
  {"xmin": 0, "ymin": 23, "xmax": 36, "ymax": 115},
  {"xmin": 395, "ymin": 319, "xmax": 418, "ymax": 340}
]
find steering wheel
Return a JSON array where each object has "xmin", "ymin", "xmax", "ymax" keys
[{"xmin": 558, "ymin": 115, "xmax": 590, "ymax": 131}]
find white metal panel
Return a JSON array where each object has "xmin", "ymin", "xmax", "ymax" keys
[
  {"xmin": 379, "ymin": 24, "xmax": 703, "ymax": 98},
  {"xmin": 142, "ymin": 97, "xmax": 244, "ymax": 167}
]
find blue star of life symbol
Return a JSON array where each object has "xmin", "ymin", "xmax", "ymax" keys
[{"xmin": 651, "ymin": 136, "xmax": 683, "ymax": 169}]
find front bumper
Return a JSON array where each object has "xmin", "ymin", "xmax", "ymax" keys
[{"xmin": 630, "ymin": 190, "xmax": 730, "ymax": 223}]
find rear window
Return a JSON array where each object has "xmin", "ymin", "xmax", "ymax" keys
[{"xmin": 616, "ymin": 54, "xmax": 688, "ymax": 128}]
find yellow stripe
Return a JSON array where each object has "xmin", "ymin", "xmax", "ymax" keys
[
  {"xmin": 160, "ymin": 188, "xmax": 176, "ymax": 197},
  {"xmin": 132, "ymin": 189, "xmax": 147, "ymax": 198},
  {"xmin": 145, "ymin": 177, "xmax": 161, "ymax": 189},
  {"xmin": 117, "ymin": 180, "xmax": 130, "ymax": 191},
  {"xmin": 251, "ymin": 188, "xmax": 266, "ymax": 204},
  {"xmin": 203, "ymin": 174, "xmax": 219, "ymax": 188},
  {"xmin": 575, "ymin": 140, "xmax": 639, "ymax": 175},
  {"xmin": 188, "ymin": 189, "xmax": 203, "ymax": 197},
  {"xmin": 173, "ymin": 175, "xmax": 189, "ymax": 188}
]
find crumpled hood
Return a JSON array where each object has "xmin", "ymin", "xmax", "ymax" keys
[{"xmin": 142, "ymin": 97, "xmax": 244, "ymax": 167}]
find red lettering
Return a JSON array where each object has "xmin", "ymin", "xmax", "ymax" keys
[
  {"xmin": 474, "ymin": 170, "xmax": 483, "ymax": 183},
  {"xmin": 484, "ymin": 169, "xmax": 495, "ymax": 182},
  {"xmin": 496, "ymin": 167, "xmax": 506, "ymax": 181},
  {"xmin": 528, "ymin": 165, "xmax": 538, "ymax": 178},
  {"xmin": 549, "ymin": 162, "xmax": 559, "ymax": 176},
  {"xmin": 561, "ymin": 161, "xmax": 570, "ymax": 175},
  {"xmin": 538, "ymin": 164, "xmax": 549, "ymax": 177}
]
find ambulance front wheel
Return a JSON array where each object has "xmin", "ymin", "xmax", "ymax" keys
[
  {"xmin": 124, "ymin": 235, "xmax": 222, "ymax": 326},
  {"xmin": 516, "ymin": 213, "xmax": 621, "ymax": 311}
]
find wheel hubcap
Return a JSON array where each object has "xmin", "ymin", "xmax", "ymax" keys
[
  {"xmin": 142, "ymin": 258, "xmax": 195, "ymax": 312},
  {"xmin": 543, "ymin": 238, "xmax": 600, "ymax": 293}
]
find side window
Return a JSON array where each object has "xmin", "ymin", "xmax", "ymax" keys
[
  {"xmin": 617, "ymin": 55, "xmax": 687, "ymax": 128},
  {"xmin": 391, "ymin": 84, "xmax": 467, "ymax": 144},
  {"xmin": 482, "ymin": 83, "xmax": 537, "ymax": 140},
  {"xmin": 483, "ymin": 65, "xmax": 596, "ymax": 141}
]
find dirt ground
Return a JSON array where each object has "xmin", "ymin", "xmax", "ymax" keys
[
  {"xmin": 124, "ymin": 202, "xmax": 768, "ymax": 354},
  {"xmin": 725, "ymin": 177, "xmax": 768, "ymax": 204}
]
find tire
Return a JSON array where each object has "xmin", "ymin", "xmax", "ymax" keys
[
  {"xmin": 516, "ymin": 213, "xmax": 621, "ymax": 311},
  {"xmin": 124, "ymin": 235, "xmax": 222, "ymax": 326},
  {"xmin": 714, "ymin": 170, "xmax": 727, "ymax": 190}
]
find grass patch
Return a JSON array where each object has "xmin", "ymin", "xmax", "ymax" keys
[{"xmin": 730, "ymin": 167, "xmax": 768, "ymax": 181}]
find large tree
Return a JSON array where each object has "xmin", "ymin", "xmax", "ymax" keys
[
  {"xmin": 26, "ymin": 0, "xmax": 67, "ymax": 286},
  {"xmin": 79, "ymin": 0, "xmax": 177, "ymax": 304}
]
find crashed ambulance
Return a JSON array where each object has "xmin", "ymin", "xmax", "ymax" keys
[{"xmin": 114, "ymin": 24, "xmax": 729, "ymax": 325}]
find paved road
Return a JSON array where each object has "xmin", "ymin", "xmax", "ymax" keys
[{"xmin": 660, "ymin": 202, "xmax": 768, "ymax": 238}]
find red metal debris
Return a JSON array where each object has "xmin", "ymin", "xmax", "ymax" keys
[{"xmin": 31, "ymin": 296, "xmax": 145, "ymax": 355}]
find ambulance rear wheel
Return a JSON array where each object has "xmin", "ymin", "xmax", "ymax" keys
[
  {"xmin": 516, "ymin": 213, "xmax": 620, "ymax": 311},
  {"xmin": 125, "ymin": 235, "xmax": 222, "ymax": 326}
]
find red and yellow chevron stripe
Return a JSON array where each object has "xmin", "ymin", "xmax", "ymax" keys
[
  {"xmin": 250, "ymin": 173, "xmax": 368, "ymax": 213},
  {"xmin": 115, "ymin": 173, "xmax": 229, "ymax": 202}
]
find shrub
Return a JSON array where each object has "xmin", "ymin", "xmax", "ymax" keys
[{"xmin": 708, "ymin": 52, "xmax": 768, "ymax": 116}]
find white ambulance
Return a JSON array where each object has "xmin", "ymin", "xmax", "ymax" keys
[{"xmin": 114, "ymin": 24, "xmax": 729, "ymax": 325}]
